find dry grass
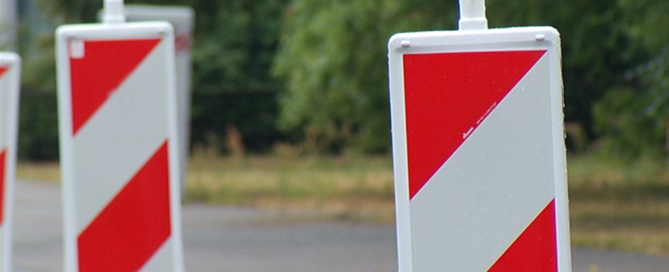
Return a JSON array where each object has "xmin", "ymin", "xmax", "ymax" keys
[
  {"xmin": 16, "ymin": 161, "xmax": 61, "ymax": 182},
  {"xmin": 13, "ymin": 153, "xmax": 669, "ymax": 256},
  {"xmin": 568, "ymin": 155, "xmax": 669, "ymax": 256},
  {"xmin": 185, "ymin": 153, "xmax": 396, "ymax": 223}
]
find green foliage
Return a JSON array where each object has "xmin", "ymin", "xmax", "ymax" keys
[
  {"xmin": 593, "ymin": 48, "xmax": 669, "ymax": 158},
  {"xmin": 18, "ymin": 91, "xmax": 60, "ymax": 161},
  {"xmin": 15, "ymin": 6, "xmax": 60, "ymax": 160},
  {"xmin": 273, "ymin": 0, "xmax": 458, "ymax": 153},
  {"xmin": 489, "ymin": 0, "xmax": 648, "ymax": 144},
  {"xmin": 274, "ymin": 1, "xmax": 390, "ymax": 153},
  {"xmin": 34, "ymin": 0, "xmax": 101, "ymax": 23},
  {"xmin": 618, "ymin": 0, "xmax": 669, "ymax": 53},
  {"xmin": 635, "ymin": 49, "xmax": 669, "ymax": 118},
  {"xmin": 591, "ymin": 0, "xmax": 669, "ymax": 158},
  {"xmin": 17, "ymin": 30, "xmax": 60, "ymax": 161},
  {"xmin": 187, "ymin": 0, "xmax": 289, "ymax": 153},
  {"xmin": 592, "ymin": 87, "xmax": 665, "ymax": 158}
]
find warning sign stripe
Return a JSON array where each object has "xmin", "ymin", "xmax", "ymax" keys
[
  {"xmin": 403, "ymin": 50, "xmax": 546, "ymax": 200},
  {"xmin": 71, "ymin": 39, "xmax": 170, "ymax": 234},
  {"xmin": 488, "ymin": 199, "xmax": 557, "ymax": 272},
  {"xmin": 407, "ymin": 52, "xmax": 558, "ymax": 271},
  {"xmin": 0, "ymin": 67, "xmax": 7, "ymax": 78},
  {"xmin": 70, "ymin": 39, "xmax": 160, "ymax": 136},
  {"xmin": 77, "ymin": 141, "xmax": 171, "ymax": 272},
  {"xmin": 57, "ymin": 22, "xmax": 184, "ymax": 272},
  {"xmin": 65, "ymin": 35, "xmax": 176, "ymax": 271}
]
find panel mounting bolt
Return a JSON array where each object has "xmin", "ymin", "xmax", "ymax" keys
[
  {"xmin": 400, "ymin": 40, "xmax": 411, "ymax": 48},
  {"xmin": 535, "ymin": 34, "xmax": 546, "ymax": 41}
]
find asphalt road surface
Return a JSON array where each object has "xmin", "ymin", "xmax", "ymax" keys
[{"xmin": 10, "ymin": 180, "xmax": 669, "ymax": 271}]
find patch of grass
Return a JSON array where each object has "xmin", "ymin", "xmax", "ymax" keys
[
  {"xmin": 568, "ymin": 155, "xmax": 669, "ymax": 256},
  {"xmin": 16, "ymin": 161, "xmax": 61, "ymax": 182},
  {"xmin": 185, "ymin": 154, "xmax": 396, "ymax": 224}
]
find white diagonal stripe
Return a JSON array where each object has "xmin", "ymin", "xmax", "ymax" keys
[
  {"xmin": 410, "ymin": 54, "xmax": 555, "ymax": 271},
  {"xmin": 140, "ymin": 238, "xmax": 175, "ymax": 272},
  {"xmin": 73, "ymin": 39, "xmax": 169, "ymax": 233}
]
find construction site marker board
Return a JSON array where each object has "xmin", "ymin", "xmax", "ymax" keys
[
  {"xmin": 56, "ymin": 22, "xmax": 184, "ymax": 272},
  {"xmin": 0, "ymin": 52, "xmax": 20, "ymax": 272},
  {"xmin": 388, "ymin": 27, "xmax": 572, "ymax": 272}
]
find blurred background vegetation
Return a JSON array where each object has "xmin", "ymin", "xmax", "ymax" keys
[{"xmin": 5, "ymin": 0, "xmax": 669, "ymax": 160}]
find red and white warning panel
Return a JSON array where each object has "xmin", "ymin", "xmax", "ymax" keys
[
  {"xmin": 113, "ymin": 5, "xmax": 195, "ymax": 194},
  {"xmin": 56, "ymin": 16, "xmax": 184, "ymax": 272},
  {"xmin": 0, "ymin": 52, "xmax": 21, "ymax": 272},
  {"xmin": 388, "ymin": 27, "xmax": 572, "ymax": 272}
]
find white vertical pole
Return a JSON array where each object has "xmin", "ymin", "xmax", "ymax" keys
[
  {"xmin": 458, "ymin": 0, "xmax": 488, "ymax": 31},
  {"xmin": 102, "ymin": 0, "xmax": 126, "ymax": 24},
  {"xmin": 0, "ymin": 0, "xmax": 18, "ymax": 50}
]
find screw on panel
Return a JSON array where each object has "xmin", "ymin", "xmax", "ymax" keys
[
  {"xmin": 535, "ymin": 34, "xmax": 546, "ymax": 41},
  {"xmin": 400, "ymin": 40, "xmax": 411, "ymax": 48}
]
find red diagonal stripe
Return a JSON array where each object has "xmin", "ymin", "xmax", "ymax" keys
[
  {"xmin": 78, "ymin": 141, "xmax": 172, "ymax": 272},
  {"xmin": 69, "ymin": 39, "xmax": 160, "ymax": 136},
  {"xmin": 488, "ymin": 199, "xmax": 558, "ymax": 272},
  {"xmin": 403, "ymin": 50, "xmax": 546, "ymax": 199},
  {"xmin": 0, "ymin": 66, "xmax": 8, "ymax": 78},
  {"xmin": 0, "ymin": 150, "xmax": 6, "ymax": 224}
]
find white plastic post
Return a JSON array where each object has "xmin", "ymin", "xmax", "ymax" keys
[
  {"xmin": 458, "ymin": 0, "xmax": 488, "ymax": 31},
  {"xmin": 0, "ymin": 52, "xmax": 21, "ymax": 272},
  {"xmin": 102, "ymin": 0, "xmax": 126, "ymax": 24}
]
